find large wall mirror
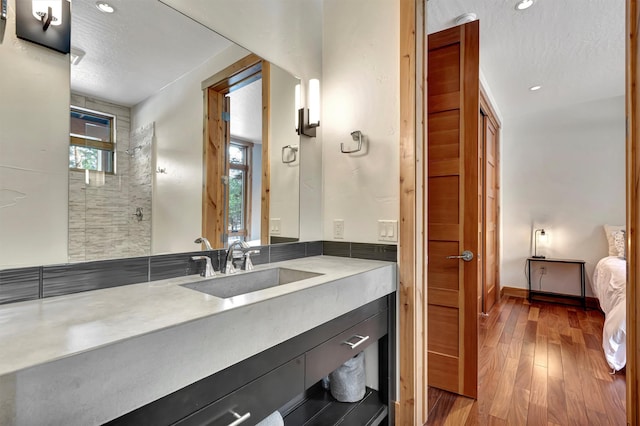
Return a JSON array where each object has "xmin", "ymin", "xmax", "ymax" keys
[{"xmin": 64, "ymin": 0, "xmax": 301, "ymax": 262}]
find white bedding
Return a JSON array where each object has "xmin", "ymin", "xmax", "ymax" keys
[{"xmin": 592, "ymin": 256, "xmax": 627, "ymax": 371}]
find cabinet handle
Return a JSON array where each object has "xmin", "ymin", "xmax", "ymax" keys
[
  {"xmin": 342, "ymin": 334, "xmax": 370, "ymax": 349},
  {"xmin": 227, "ymin": 410, "xmax": 251, "ymax": 426}
]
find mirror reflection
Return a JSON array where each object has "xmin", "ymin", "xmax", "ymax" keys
[{"xmin": 66, "ymin": 0, "xmax": 300, "ymax": 262}]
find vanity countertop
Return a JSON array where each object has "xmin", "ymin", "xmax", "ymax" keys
[{"xmin": 0, "ymin": 255, "xmax": 396, "ymax": 425}]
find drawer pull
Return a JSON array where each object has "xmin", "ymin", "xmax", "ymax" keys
[
  {"xmin": 342, "ymin": 334, "xmax": 370, "ymax": 349},
  {"xmin": 227, "ymin": 410, "xmax": 251, "ymax": 426}
]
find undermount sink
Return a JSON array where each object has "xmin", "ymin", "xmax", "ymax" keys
[{"xmin": 180, "ymin": 267, "xmax": 324, "ymax": 299}]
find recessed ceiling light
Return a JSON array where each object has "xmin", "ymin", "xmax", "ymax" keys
[
  {"xmin": 455, "ymin": 13, "xmax": 477, "ymax": 25},
  {"xmin": 96, "ymin": 2, "xmax": 115, "ymax": 13},
  {"xmin": 515, "ymin": 0, "xmax": 534, "ymax": 10},
  {"xmin": 529, "ymin": 85, "xmax": 542, "ymax": 91}
]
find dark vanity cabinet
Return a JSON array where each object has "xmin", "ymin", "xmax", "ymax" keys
[{"xmin": 106, "ymin": 294, "xmax": 396, "ymax": 426}]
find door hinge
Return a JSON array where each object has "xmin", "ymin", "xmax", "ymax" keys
[{"xmin": 221, "ymin": 111, "xmax": 231, "ymax": 122}]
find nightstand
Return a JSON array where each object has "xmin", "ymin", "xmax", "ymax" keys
[{"xmin": 526, "ymin": 257, "xmax": 586, "ymax": 309}]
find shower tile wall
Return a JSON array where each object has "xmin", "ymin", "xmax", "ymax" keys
[{"xmin": 68, "ymin": 94, "xmax": 152, "ymax": 262}]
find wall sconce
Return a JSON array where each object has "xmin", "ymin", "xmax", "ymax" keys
[
  {"xmin": 533, "ymin": 228, "xmax": 547, "ymax": 258},
  {"xmin": 296, "ymin": 79, "xmax": 320, "ymax": 138},
  {"xmin": 16, "ymin": 0, "xmax": 70, "ymax": 53}
]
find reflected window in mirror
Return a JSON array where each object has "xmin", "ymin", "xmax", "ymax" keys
[
  {"xmin": 69, "ymin": 107, "xmax": 116, "ymax": 174},
  {"xmin": 228, "ymin": 141, "xmax": 252, "ymax": 241}
]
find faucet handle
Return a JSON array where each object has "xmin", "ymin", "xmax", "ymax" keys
[
  {"xmin": 191, "ymin": 255, "xmax": 215, "ymax": 277},
  {"xmin": 224, "ymin": 259, "xmax": 236, "ymax": 275}
]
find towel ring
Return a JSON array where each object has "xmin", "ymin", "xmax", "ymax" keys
[
  {"xmin": 281, "ymin": 144, "xmax": 299, "ymax": 164},
  {"xmin": 341, "ymin": 130, "xmax": 363, "ymax": 154}
]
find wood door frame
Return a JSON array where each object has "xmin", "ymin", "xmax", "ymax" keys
[
  {"xmin": 479, "ymin": 86, "xmax": 501, "ymax": 312},
  {"xmin": 400, "ymin": 1, "xmax": 640, "ymax": 423},
  {"xmin": 202, "ymin": 54, "xmax": 270, "ymax": 247},
  {"xmin": 627, "ymin": 0, "xmax": 639, "ymax": 424},
  {"xmin": 398, "ymin": 0, "xmax": 426, "ymax": 423}
]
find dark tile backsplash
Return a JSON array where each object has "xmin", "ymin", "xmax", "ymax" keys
[
  {"xmin": 351, "ymin": 243, "xmax": 398, "ymax": 262},
  {"xmin": 322, "ymin": 241, "xmax": 351, "ymax": 257},
  {"xmin": 306, "ymin": 241, "xmax": 323, "ymax": 257},
  {"xmin": 150, "ymin": 251, "xmax": 222, "ymax": 282},
  {"xmin": 43, "ymin": 258, "xmax": 150, "ymax": 298},
  {"xmin": 0, "ymin": 267, "xmax": 40, "ymax": 304},
  {"xmin": 0, "ymin": 240, "xmax": 397, "ymax": 304},
  {"xmin": 270, "ymin": 242, "xmax": 307, "ymax": 263}
]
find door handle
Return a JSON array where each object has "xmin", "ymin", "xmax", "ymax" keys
[{"xmin": 446, "ymin": 250, "xmax": 474, "ymax": 262}]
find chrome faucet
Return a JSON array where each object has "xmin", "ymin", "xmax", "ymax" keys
[
  {"xmin": 222, "ymin": 241, "xmax": 260, "ymax": 274},
  {"xmin": 194, "ymin": 237, "xmax": 213, "ymax": 251},
  {"xmin": 191, "ymin": 255, "xmax": 215, "ymax": 277}
]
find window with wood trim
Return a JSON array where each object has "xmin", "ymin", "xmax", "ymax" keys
[
  {"xmin": 69, "ymin": 107, "xmax": 116, "ymax": 173},
  {"xmin": 228, "ymin": 141, "xmax": 252, "ymax": 241}
]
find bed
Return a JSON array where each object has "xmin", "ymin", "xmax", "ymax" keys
[{"xmin": 592, "ymin": 255, "xmax": 627, "ymax": 371}]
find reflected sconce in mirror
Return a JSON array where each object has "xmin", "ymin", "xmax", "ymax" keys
[
  {"xmin": 533, "ymin": 228, "xmax": 547, "ymax": 258},
  {"xmin": 296, "ymin": 79, "xmax": 320, "ymax": 138},
  {"xmin": 15, "ymin": 0, "xmax": 70, "ymax": 53}
]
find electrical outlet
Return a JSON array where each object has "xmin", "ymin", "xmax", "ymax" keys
[
  {"xmin": 378, "ymin": 220, "xmax": 398, "ymax": 242},
  {"xmin": 540, "ymin": 266, "xmax": 546, "ymax": 275},
  {"xmin": 333, "ymin": 219, "xmax": 345, "ymax": 239}
]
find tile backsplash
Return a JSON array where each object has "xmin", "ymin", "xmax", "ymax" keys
[{"xmin": 0, "ymin": 241, "xmax": 397, "ymax": 305}]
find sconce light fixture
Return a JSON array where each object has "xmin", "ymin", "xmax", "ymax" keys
[
  {"xmin": 533, "ymin": 228, "xmax": 546, "ymax": 258},
  {"xmin": 296, "ymin": 79, "xmax": 320, "ymax": 138},
  {"xmin": 16, "ymin": 0, "xmax": 70, "ymax": 53}
]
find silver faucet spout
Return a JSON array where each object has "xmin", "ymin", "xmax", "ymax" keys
[
  {"xmin": 191, "ymin": 255, "xmax": 215, "ymax": 277},
  {"xmin": 222, "ymin": 241, "xmax": 251, "ymax": 274},
  {"xmin": 194, "ymin": 237, "xmax": 213, "ymax": 251}
]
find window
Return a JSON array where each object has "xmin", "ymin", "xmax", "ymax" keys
[
  {"xmin": 69, "ymin": 107, "xmax": 116, "ymax": 173},
  {"xmin": 228, "ymin": 141, "xmax": 252, "ymax": 240}
]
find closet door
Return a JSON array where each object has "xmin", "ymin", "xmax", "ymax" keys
[
  {"xmin": 427, "ymin": 20, "xmax": 480, "ymax": 399},
  {"xmin": 482, "ymin": 109, "xmax": 499, "ymax": 313}
]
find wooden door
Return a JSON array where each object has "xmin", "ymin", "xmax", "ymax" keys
[
  {"xmin": 626, "ymin": 0, "xmax": 639, "ymax": 423},
  {"xmin": 203, "ymin": 89, "xmax": 227, "ymax": 247},
  {"xmin": 202, "ymin": 54, "xmax": 269, "ymax": 248},
  {"xmin": 482, "ymin": 109, "xmax": 499, "ymax": 313},
  {"xmin": 477, "ymin": 110, "xmax": 485, "ymax": 315},
  {"xmin": 427, "ymin": 21, "xmax": 480, "ymax": 398}
]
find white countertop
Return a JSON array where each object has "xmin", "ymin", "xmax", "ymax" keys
[{"xmin": 0, "ymin": 255, "xmax": 396, "ymax": 425}]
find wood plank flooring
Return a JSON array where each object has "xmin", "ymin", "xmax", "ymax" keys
[{"xmin": 425, "ymin": 296, "xmax": 626, "ymax": 425}]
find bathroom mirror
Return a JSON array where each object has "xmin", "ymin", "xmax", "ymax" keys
[{"xmin": 64, "ymin": 0, "xmax": 301, "ymax": 261}]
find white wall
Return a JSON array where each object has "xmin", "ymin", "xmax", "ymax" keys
[
  {"xmin": 321, "ymin": 0, "xmax": 400, "ymax": 243},
  {"xmin": 0, "ymin": 0, "xmax": 70, "ymax": 268},
  {"xmin": 160, "ymin": 0, "xmax": 322, "ymax": 82},
  {"xmin": 132, "ymin": 44, "xmax": 250, "ymax": 254},
  {"xmin": 162, "ymin": 0, "xmax": 324, "ymax": 243},
  {"xmin": 270, "ymin": 66, "xmax": 300, "ymax": 240},
  {"xmin": 501, "ymin": 95, "xmax": 626, "ymax": 294}
]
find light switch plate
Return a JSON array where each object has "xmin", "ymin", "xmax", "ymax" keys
[
  {"xmin": 333, "ymin": 219, "xmax": 345, "ymax": 239},
  {"xmin": 378, "ymin": 220, "xmax": 398, "ymax": 242},
  {"xmin": 270, "ymin": 218, "xmax": 281, "ymax": 235}
]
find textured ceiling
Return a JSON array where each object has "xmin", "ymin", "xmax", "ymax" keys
[
  {"xmin": 70, "ymin": 0, "xmax": 232, "ymax": 107},
  {"xmin": 427, "ymin": 0, "xmax": 625, "ymax": 119}
]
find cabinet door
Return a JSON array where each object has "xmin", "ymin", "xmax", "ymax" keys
[
  {"xmin": 305, "ymin": 310, "xmax": 388, "ymax": 388},
  {"xmin": 175, "ymin": 356, "xmax": 304, "ymax": 426}
]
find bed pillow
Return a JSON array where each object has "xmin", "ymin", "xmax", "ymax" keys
[
  {"xmin": 604, "ymin": 225, "xmax": 625, "ymax": 256},
  {"xmin": 613, "ymin": 230, "xmax": 626, "ymax": 259}
]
